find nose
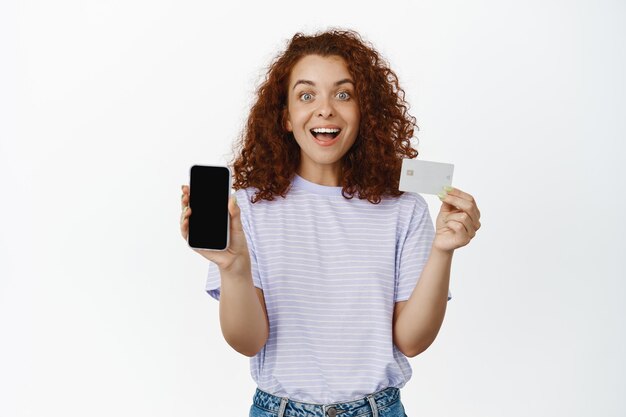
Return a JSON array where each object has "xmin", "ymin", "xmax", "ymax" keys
[{"xmin": 316, "ymin": 96, "xmax": 335, "ymax": 118}]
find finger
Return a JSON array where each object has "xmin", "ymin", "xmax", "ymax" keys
[
  {"xmin": 447, "ymin": 220, "xmax": 466, "ymax": 234},
  {"xmin": 180, "ymin": 208, "xmax": 189, "ymax": 239},
  {"xmin": 445, "ymin": 212, "xmax": 476, "ymax": 237},
  {"xmin": 445, "ymin": 208, "xmax": 480, "ymax": 231},
  {"xmin": 445, "ymin": 187, "xmax": 480, "ymax": 219},
  {"xmin": 446, "ymin": 221, "xmax": 472, "ymax": 247},
  {"xmin": 181, "ymin": 185, "xmax": 189, "ymax": 209},
  {"xmin": 439, "ymin": 192, "xmax": 480, "ymax": 225},
  {"xmin": 181, "ymin": 186, "xmax": 189, "ymax": 199},
  {"xmin": 444, "ymin": 187, "xmax": 475, "ymax": 203},
  {"xmin": 180, "ymin": 206, "xmax": 191, "ymax": 223},
  {"xmin": 446, "ymin": 220, "xmax": 473, "ymax": 246},
  {"xmin": 228, "ymin": 195, "xmax": 243, "ymax": 234},
  {"xmin": 181, "ymin": 217, "xmax": 188, "ymax": 237}
]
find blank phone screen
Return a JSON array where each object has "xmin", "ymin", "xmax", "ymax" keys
[{"xmin": 188, "ymin": 165, "xmax": 230, "ymax": 250}]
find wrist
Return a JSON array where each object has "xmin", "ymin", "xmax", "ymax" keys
[
  {"xmin": 220, "ymin": 257, "xmax": 251, "ymax": 279},
  {"xmin": 431, "ymin": 245, "xmax": 454, "ymax": 259}
]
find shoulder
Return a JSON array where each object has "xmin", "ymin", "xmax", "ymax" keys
[
  {"xmin": 233, "ymin": 186, "xmax": 288, "ymax": 217},
  {"xmin": 233, "ymin": 187, "xmax": 255, "ymax": 218},
  {"xmin": 383, "ymin": 191, "xmax": 429, "ymax": 215},
  {"xmin": 234, "ymin": 187, "xmax": 255, "ymax": 202},
  {"xmin": 395, "ymin": 191, "xmax": 428, "ymax": 208},
  {"xmin": 234, "ymin": 187, "xmax": 288, "ymax": 206}
]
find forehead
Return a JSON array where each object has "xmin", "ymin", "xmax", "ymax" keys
[{"xmin": 288, "ymin": 55, "xmax": 353, "ymax": 87}]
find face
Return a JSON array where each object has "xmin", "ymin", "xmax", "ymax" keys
[{"xmin": 285, "ymin": 54, "xmax": 361, "ymax": 182}]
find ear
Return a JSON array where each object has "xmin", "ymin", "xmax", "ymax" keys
[{"xmin": 283, "ymin": 108, "xmax": 292, "ymax": 132}]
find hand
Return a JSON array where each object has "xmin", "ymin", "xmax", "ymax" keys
[
  {"xmin": 180, "ymin": 185, "xmax": 251, "ymax": 273},
  {"xmin": 433, "ymin": 186, "xmax": 481, "ymax": 253}
]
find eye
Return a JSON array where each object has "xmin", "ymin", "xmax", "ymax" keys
[
  {"xmin": 336, "ymin": 91, "xmax": 351, "ymax": 100},
  {"xmin": 299, "ymin": 92, "xmax": 314, "ymax": 101}
]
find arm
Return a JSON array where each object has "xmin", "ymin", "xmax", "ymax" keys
[
  {"xmin": 181, "ymin": 186, "xmax": 270, "ymax": 357},
  {"xmin": 219, "ymin": 262, "xmax": 269, "ymax": 357},
  {"xmin": 393, "ymin": 247, "xmax": 453, "ymax": 358},
  {"xmin": 393, "ymin": 186, "xmax": 481, "ymax": 358}
]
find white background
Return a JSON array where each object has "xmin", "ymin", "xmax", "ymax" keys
[{"xmin": 1, "ymin": 0, "xmax": 625, "ymax": 416}]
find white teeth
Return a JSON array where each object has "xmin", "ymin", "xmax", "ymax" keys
[{"xmin": 311, "ymin": 128, "xmax": 340, "ymax": 134}]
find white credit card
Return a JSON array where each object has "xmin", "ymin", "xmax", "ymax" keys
[{"xmin": 399, "ymin": 159, "xmax": 455, "ymax": 195}]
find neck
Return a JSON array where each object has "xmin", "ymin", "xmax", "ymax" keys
[{"xmin": 297, "ymin": 165, "xmax": 342, "ymax": 187}]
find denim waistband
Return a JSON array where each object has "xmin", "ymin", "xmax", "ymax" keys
[{"xmin": 252, "ymin": 386, "xmax": 400, "ymax": 417}]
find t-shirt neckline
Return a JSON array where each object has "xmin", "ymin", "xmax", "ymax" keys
[{"xmin": 292, "ymin": 174, "xmax": 343, "ymax": 196}]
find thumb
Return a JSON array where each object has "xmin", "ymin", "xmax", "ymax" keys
[
  {"xmin": 439, "ymin": 200, "xmax": 456, "ymax": 214},
  {"xmin": 228, "ymin": 195, "xmax": 244, "ymax": 233}
]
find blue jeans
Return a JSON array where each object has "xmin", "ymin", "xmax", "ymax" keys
[{"xmin": 249, "ymin": 387, "xmax": 408, "ymax": 417}]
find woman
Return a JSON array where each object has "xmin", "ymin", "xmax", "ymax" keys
[{"xmin": 181, "ymin": 29, "xmax": 481, "ymax": 417}]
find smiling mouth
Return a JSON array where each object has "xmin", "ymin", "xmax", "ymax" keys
[{"xmin": 310, "ymin": 128, "xmax": 341, "ymax": 141}]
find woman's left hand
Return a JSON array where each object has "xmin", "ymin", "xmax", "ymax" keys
[{"xmin": 433, "ymin": 186, "xmax": 481, "ymax": 253}]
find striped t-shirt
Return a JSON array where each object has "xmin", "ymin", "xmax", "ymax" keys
[{"xmin": 205, "ymin": 174, "xmax": 451, "ymax": 404}]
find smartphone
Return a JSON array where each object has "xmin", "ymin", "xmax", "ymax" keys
[{"xmin": 187, "ymin": 165, "xmax": 231, "ymax": 251}]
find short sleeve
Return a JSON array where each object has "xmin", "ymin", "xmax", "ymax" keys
[
  {"xmin": 395, "ymin": 196, "xmax": 452, "ymax": 302},
  {"xmin": 204, "ymin": 189, "xmax": 263, "ymax": 301},
  {"xmin": 205, "ymin": 261, "xmax": 221, "ymax": 300}
]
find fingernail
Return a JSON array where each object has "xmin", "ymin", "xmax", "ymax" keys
[
  {"xmin": 443, "ymin": 185, "xmax": 453, "ymax": 192},
  {"xmin": 438, "ymin": 191, "xmax": 447, "ymax": 200}
]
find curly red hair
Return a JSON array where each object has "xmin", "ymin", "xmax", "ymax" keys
[{"xmin": 230, "ymin": 29, "xmax": 418, "ymax": 204}]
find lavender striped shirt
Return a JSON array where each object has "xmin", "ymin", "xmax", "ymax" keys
[{"xmin": 205, "ymin": 174, "xmax": 451, "ymax": 404}]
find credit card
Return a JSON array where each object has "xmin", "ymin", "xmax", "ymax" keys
[{"xmin": 399, "ymin": 159, "xmax": 455, "ymax": 195}]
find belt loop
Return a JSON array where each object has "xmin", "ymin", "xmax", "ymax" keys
[
  {"xmin": 277, "ymin": 397, "xmax": 288, "ymax": 417},
  {"xmin": 366, "ymin": 394, "xmax": 379, "ymax": 417}
]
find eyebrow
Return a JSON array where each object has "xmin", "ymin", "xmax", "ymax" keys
[{"xmin": 292, "ymin": 78, "xmax": 355, "ymax": 91}]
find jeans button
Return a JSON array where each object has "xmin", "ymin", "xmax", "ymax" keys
[{"xmin": 327, "ymin": 407, "xmax": 337, "ymax": 417}]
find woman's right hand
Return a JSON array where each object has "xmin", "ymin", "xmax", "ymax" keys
[{"xmin": 180, "ymin": 185, "xmax": 251, "ymax": 273}]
